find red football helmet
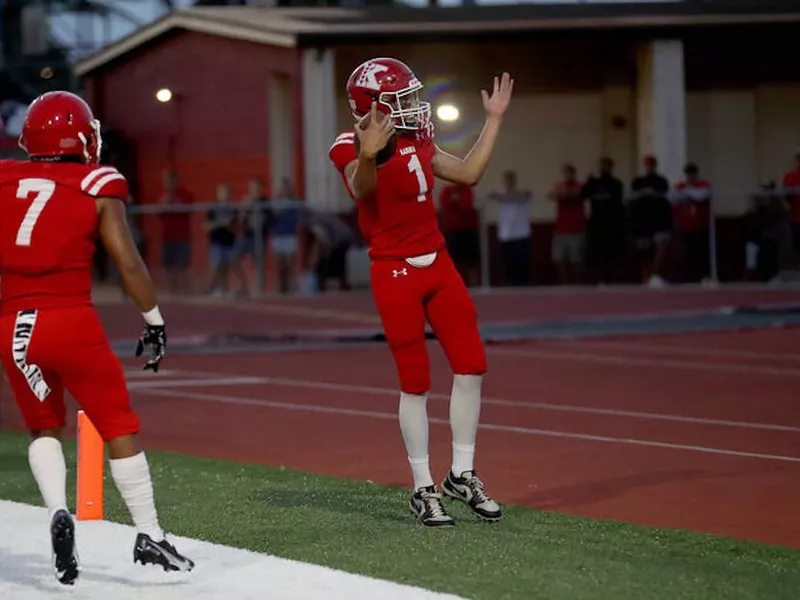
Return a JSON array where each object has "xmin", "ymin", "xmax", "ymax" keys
[
  {"xmin": 18, "ymin": 91, "xmax": 102, "ymax": 164},
  {"xmin": 346, "ymin": 58, "xmax": 430, "ymax": 131}
]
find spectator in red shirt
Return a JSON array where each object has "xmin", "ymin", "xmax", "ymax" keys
[
  {"xmin": 160, "ymin": 169, "xmax": 193, "ymax": 295},
  {"xmin": 439, "ymin": 183, "xmax": 480, "ymax": 287},
  {"xmin": 782, "ymin": 149, "xmax": 800, "ymax": 264},
  {"xmin": 672, "ymin": 163, "xmax": 712, "ymax": 283},
  {"xmin": 547, "ymin": 164, "xmax": 586, "ymax": 284}
]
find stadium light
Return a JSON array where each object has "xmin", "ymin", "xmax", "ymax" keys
[
  {"xmin": 155, "ymin": 88, "xmax": 173, "ymax": 103},
  {"xmin": 436, "ymin": 104, "xmax": 460, "ymax": 122}
]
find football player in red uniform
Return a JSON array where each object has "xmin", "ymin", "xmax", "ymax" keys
[
  {"xmin": 329, "ymin": 58, "xmax": 513, "ymax": 526},
  {"xmin": 0, "ymin": 91, "xmax": 194, "ymax": 583}
]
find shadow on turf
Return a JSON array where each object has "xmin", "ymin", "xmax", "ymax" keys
[
  {"xmin": 254, "ymin": 487, "xmax": 414, "ymax": 524},
  {"xmin": 0, "ymin": 450, "xmax": 29, "ymax": 471},
  {"xmin": 0, "ymin": 549, "xmax": 191, "ymax": 591},
  {"xmin": 254, "ymin": 486, "xmax": 504, "ymax": 530}
]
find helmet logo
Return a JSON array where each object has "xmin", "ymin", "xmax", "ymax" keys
[{"xmin": 356, "ymin": 62, "xmax": 389, "ymax": 91}]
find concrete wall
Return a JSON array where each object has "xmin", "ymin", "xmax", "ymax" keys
[
  {"xmin": 333, "ymin": 28, "xmax": 800, "ymax": 221},
  {"xmin": 334, "ymin": 38, "xmax": 634, "ymax": 220}
]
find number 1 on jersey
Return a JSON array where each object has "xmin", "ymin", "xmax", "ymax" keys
[
  {"xmin": 16, "ymin": 178, "xmax": 55, "ymax": 247},
  {"xmin": 406, "ymin": 154, "xmax": 428, "ymax": 202}
]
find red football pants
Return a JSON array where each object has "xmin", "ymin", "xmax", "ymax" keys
[
  {"xmin": 0, "ymin": 306, "xmax": 139, "ymax": 441},
  {"xmin": 370, "ymin": 251, "xmax": 487, "ymax": 394}
]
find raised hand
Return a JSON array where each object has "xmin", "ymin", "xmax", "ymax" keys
[
  {"xmin": 354, "ymin": 101, "xmax": 395, "ymax": 159},
  {"xmin": 481, "ymin": 72, "xmax": 514, "ymax": 120}
]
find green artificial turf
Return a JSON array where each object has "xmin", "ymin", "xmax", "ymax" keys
[{"xmin": 0, "ymin": 430, "xmax": 798, "ymax": 599}]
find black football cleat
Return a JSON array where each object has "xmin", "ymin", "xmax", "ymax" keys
[
  {"xmin": 409, "ymin": 485, "xmax": 455, "ymax": 527},
  {"xmin": 50, "ymin": 509, "xmax": 80, "ymax": 585},
  {"xmin": 442, "ymin": 470, "xmax": 503, "ymax": 522},
  {"xmin": 133, "ymin": 533, "xmax": 194, "ymax": 572}
]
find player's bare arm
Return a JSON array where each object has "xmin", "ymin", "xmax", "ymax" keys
[
  {"xmin": 97, "ymin": 197, "xmax": 157, "ymax": 312},
  {"xmin": 348, "ymin": 102, "xmax": 395, "ymax": 201},
  {"xmin": 97, "ymin": 196, "xmax": 166, "ymax": 371},
  {"xmin": 433, "ymin": 72, "xmax": 514, "ymax": 186}
]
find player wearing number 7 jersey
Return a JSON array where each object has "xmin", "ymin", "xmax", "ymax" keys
[
  {"xmin": 329, "ymin": 58, "xmax": 514, "ymax": 526},
  {"xmin": 0, "ymin": 91, "xmax": 193, "ymax": 584}
]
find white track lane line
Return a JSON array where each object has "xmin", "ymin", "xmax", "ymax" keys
[
  {"xmin": 135, "ymin": 387, "xmax": 800, "ymax": 465},
  {"xmin": 487, "ymin": 346, "xmax": 800, "ymax": 377},
  {"xmin": 127, "ymin": 372, "xmax": 800, "ymax": 433},
  {"xmin": 552, "ymin": 339, "xmax": 800, "ymax": 362}
]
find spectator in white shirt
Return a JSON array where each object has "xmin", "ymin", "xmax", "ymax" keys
[{"xmin": 490, "ymin": 170, "xmax": 533, "ymax": 286}]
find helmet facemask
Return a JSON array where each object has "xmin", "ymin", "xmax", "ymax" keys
[
  {"xmin": 77, "ymin": 119, "xmax": 103, "ymax": 164},
  {"xmin": 379, "ymin": 79, "xmax": 431, "ymax": 131}
]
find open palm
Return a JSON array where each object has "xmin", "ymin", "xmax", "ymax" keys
[{"xmin": 481, "ymin": 72, "xmax": 514, "ymax": 119}]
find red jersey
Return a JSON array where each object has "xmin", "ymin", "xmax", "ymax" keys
[
  {"xmin": 783, "ymin": 170, "xmax": 800, "ymax": 224},
  {"xmin": 329, "ymin": 129, "xmax": 444, "ymax": 260},
  {"xmin": 161, "ymin": 187, "xmax": 193, "ymax": 242},
  {"xmin": 552, "ymin": 180, "xmax": 586, "ymax": 235},
  {"xmin": 0, "ymin": 161, "xmax": 128, "ymax": 315},
  {"xmin": 673, "ymin": 180, "xmax": 711, "ymax": 232},
  {"xmin": 439, "ymin": 184, "xmax": 478, "ymax": 232}
]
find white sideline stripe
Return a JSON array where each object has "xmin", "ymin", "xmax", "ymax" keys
[
  {"xmin": 128, "ymin": 376, "xmax": 266, "ymax": 390},
  {"xmin": 137, "ymin": 387, "xmax": 800, "ymax": 465},
  {"xmin": 553, "ymin": 339, "xmax": 800, "ymax": 362},
  {"xmin": 487, "ymin": 347, "xmax": 800, "ymax": 378},
  {"xmin": 80, "ymin": 166, "xmax": 117, "ymax": 191},
  {"xmin": 88, "ymin": 173, "xmax": 126, "ymax": 196},
  {"xmin": 0, "ymin": 500, "xmax": 464, "ymax": 600},
  {"xmin": 140, "ymin": 372, "xmax": 799, "ymax": 433}
]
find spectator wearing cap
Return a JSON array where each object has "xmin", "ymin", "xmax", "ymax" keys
[
  {"xmin": 781, "ymin": 149, "xmax": 800, "ymax": 265},
  {"xmin": 672, "ymin": 163, "xmax": 712, "ymax": 283},
  {"xmin": 629, "ymin": 155, "xmax": 672, "ymax": 287}
]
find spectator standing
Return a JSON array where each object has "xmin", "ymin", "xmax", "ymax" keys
[
  {"xmin": 582, "ymin": 157, "xmax": 625, "ymax": 284},
  {"xmin": 205, "ymin": 183, "xmax": 237, "ymax": 296},
  {"xmin": 232, "ymin": 177, "xmax": 269, "ymax": 296},
  {"xmin": 490, "ymin": 170, "xmax": 532, "ymax": 286},
  {"xmin": 439, "ymin": 182, "xmax": 481, "ymax": 287},
  {"xmin": 160, "ymin": 169, "xmax": 193, "ymax": 295},
  {"xmin": 629, "ymin": 155, "xmax": 672, "ymax": 288},
  {"xmin": 672, "ymin": 163, "xmax": 712, "ymax": 283},
  {"xmin": 547, "ymin": 164, "xmax": 586, "ymax": 284},
  {"xmin": 270, "ymin": 177, "xmax": 302, "ymax": 294},
  {"xmin": 745, "ymin": 181, "xmax": 793, "ymax": 282},
  {"xmin": 309, "ymin": 212, "xmax": 355, "ymax": 292},
  {"xmin": 781, "ymin": 149, "xmax": 800, "ymax": 265}
]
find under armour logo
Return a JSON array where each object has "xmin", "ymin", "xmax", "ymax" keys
[
  {"xmin": 356, "ymin": 62, "xmax": 389, "ymax": 91},
  {"xmin": 393, "ymin": 268, "xmax": 408, "ymax": 278}
]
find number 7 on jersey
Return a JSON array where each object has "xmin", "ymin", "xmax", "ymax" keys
[{"xmin": 16, "ymin": 178, "xmax": 55, "ymax": 247}]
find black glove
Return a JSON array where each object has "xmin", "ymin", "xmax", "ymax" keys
[{"xmin": 135, "ymin": 324, "xmax": 166, "ymax": 372}]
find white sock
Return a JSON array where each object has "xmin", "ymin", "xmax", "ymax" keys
[
  {"xmin": 109, "ymin": 452, "xmax": 164, "ymax": 542},
  {"xmin": 28, "ymin": 437, "xmax": 68, "ymax": 518},
  {"xmin": 450, "ymin": 374, "xmax": 483, "ymax": 477},
  {"xmin": 399, "ymin": 392, "xmax": 434, "ymax": 490}
]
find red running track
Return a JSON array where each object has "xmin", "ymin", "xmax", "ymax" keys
[{"xmin": 2, "ymin": 287, "xmax": 800, "ymax": 548}]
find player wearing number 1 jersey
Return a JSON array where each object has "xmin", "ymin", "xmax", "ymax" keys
[
  {"xmin": 329, "ymin": 58, "xmax": 514, "ymax": 526},
  {"xmin": 0, "ymin": 91, "xmax": 193, "ymax": 584}
]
